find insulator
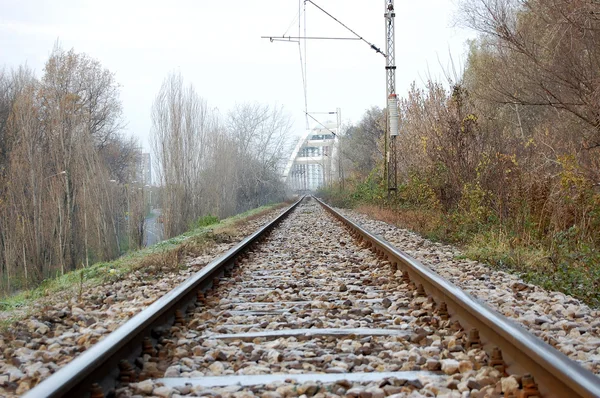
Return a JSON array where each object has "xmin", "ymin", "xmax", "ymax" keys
[{"xmin": 388, "ymin": 94, "xmax": 399, "ymax": 136}]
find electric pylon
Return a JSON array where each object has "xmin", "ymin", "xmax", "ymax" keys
[{"xmin": 385, "ymin": 0, "xmax": 398, "ymax": 192}]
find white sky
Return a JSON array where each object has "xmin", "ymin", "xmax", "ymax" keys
[{"xmin": 0, "ymin": 0, "xmax": 475, "ymax": 151}]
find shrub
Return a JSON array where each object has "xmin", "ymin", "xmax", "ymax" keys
[{"xmin": 194, "ymin": 215, "xmax": 220, "ymax": 228}]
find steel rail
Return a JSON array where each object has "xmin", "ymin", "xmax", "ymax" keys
[
  {"xmin": 315, "ymin": 196, "xmax": 600, "ymax": 398},
  {"xmin": 23, "ymin": 196, "xmax": 305, "ymax": 398}
]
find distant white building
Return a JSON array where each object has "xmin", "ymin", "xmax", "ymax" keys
[{"xmin": 283, "ymin": 123, "xmax": 340, "ymax": 192}]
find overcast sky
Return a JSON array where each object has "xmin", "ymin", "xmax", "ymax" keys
[{"xmin": 0, "ymin": 0, "xmax": 475, "ymax": 151}]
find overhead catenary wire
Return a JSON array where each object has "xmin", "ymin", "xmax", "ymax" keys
[
  {"xmin": 262, "ymin": 1, "xmax": 385, "ymax": 133},
  {"xmin": 300, "ymin": 0, "xmax": 309, "ymax": 129},
  {"xmin": 305, "ymin": 112, "xmax": 337, "ymax": 137},
  {"xmin": 263, "ymin": 36, "xmax": 362, "ymax": 41},
  {"xmin": 282, "ymin": 7, "xmax": 301, "ymax": 37},
  {"xmin": 265, "ymin": 2, "xmax": 310, "ymax": 129},
  {"xmin": 304, "ymin": 0, "xmax": 386, "ymax": 57},
  {"xmin": 297, "ymin": 0, "xmax": 309, "ymax": 190},
  {"xmin": 261, "ymin": 3, "xmax": 387, "ymax": 191}
]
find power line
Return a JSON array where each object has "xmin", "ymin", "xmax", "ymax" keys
[
  {"xmin": 301, "ymin": 0, "xmax": 309, "ymax": 129},
  {"xmin": 263, "ymin": 35, "xmax": 362, "ymax": 41},
  {"xmin": 264, "ymin": 2, "xmax": 384, "ymax": 133},
  {"xmin": 305, "ymin": 112, "xmax": 337, "ymax": 137},
  {"xmin": 304, "ymin": 0, "xmax": 386, "ymax": 57},
  {"xmin": 282, "ymin": 7, "xmax": 301, "ymax": 37}
]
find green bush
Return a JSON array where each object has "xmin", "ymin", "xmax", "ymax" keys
[{"xmin": 194, "ymin": 214, "xmax": 220, "ymax": 228}]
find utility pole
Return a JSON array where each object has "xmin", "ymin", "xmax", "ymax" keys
[{"xmin": 385, "ymin": 0, "xmax": 398, "ymax": 192}]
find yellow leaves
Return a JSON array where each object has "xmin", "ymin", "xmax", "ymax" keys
[
  {"xmin": 463, "ymin": 113, "xmax": 478, "ymax": 123},
  {"xmin": 461, "ymin": 113, "xmax": 478, "ymax": 133},
  {"xmin": 475, "ymin": 152, "xmax": 520, "ymax": 180},
  {"xmin": 475, "ymin": 152, "xmax": 491, "ymax": 177},
  {"xmin": 557, "ymin": 155, "xmax": 587, "ymax": 192},
  {"xmin": 496, "ymin": 152, "xmax": 518, "ymax": 166},
  {"xmin": 402, "ymin": 174, "xmax": 441, "ymax": 211},
  {"xmin": 524, "ymin": 138, "xmax": 535, "ymax": 148},
  {"xmin": 558, "ymin": 155, "xmax": 577, "ymax": 171},
  {"xmin": 458, "ymin": 182, "xmax": 491, "ymax": 224},
  {"xmin": 420, "ymin": 136, "xmax": 428, "ymax": 153}
]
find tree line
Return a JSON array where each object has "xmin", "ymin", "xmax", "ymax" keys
[
  {"xmin": 151, "ymin": 72, "xmax": 290, "ymax": 239},
  {"xmin": 327, "ymin": 0, "xmax": 600, "ymax": 304},
  {"xmin": 0, "ymin": 48, "xmax": 290, "ymax": 295},
  {"xmin": 0, "ymin": 45, "xmax": 144, "ymax": 293}
]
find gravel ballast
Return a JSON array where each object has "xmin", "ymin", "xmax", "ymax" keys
[
  {"xmin": 336, "ymin": 207, "xmax": 600, "ymax": 376},
  {"xmin": 0, "ymin": 206, "xmax": 288, "ymax": 397},
  {"xmin": 3, "ymin": 198, "xmax": 597, "ymax": 397},
  {"xmin": 114, "ymin": 199, "xmax": 527, "ymax": 398}
]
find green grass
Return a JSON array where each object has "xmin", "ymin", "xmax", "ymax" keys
[
  {"xmin": 193, "ymin": 214, "xmax": 220, "ymax": 228},
  {"xmin": 0, "ymin": 202, "xmax": 285, "ymax": 327},
  {"xmin": 463, "ymin": 226, "xmax": 600, "ymax": 307}
]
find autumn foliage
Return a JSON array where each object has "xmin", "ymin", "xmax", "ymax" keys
[{"xmin": 322, "ymin": 0, "xmax": 600, "ymax": 305}]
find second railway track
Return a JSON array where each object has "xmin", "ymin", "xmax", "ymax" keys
[{"xmin": 24, "ymin": 197, "xmax": 600, "ymax": 398}]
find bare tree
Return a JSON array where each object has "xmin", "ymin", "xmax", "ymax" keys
[
  {"xmin": 152, "ymin": 73, "xmax": 290, "ymax": 238},
  {"xmin": 459, "ymin": 0, "xmax": 600, "ymax": 146},
  {"xmin": 151, "ymin": 72, "xmax": 213, "ymax": 237},
  {"xmin": 227, "ymin": 103, "xmax": 292, "ymax": 209},
  {"xmin": 341, "ymin": 107, "xmax": 386, "ymax": 179},
  {"xmin": 0, "ymin": 45, "xmax": 139, "ymax": 292}
]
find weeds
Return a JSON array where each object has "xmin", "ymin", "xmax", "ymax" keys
[
  {"xmin": 321, "ymin": 180, "xmax": 600, "ymax": 307},
  {"xmin": 193, "ymin": 215, "xmax": 220, "ymax": 228}
]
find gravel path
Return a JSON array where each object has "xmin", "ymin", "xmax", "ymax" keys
[
  {"xmin": 117, "ymin": 200, "xmax": 522, "ymax": 398},
  {"xmin": 336, "ymin": 207, "xmax": 600, "ymax": 376},
  {"xmin": 0, "ymin": 206, "xmax": 287, "ymax": 397}
]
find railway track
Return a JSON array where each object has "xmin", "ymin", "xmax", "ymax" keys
[{"xmin": 23, "ymin": 197, "xmax": 600, "ymax": 398}]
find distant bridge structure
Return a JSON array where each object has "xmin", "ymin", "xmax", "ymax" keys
[{"xmin": 283, "ymin": 122, "xmax": 340, "ymax": 192}]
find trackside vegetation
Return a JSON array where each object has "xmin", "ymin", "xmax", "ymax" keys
[
  {"xmin": 318, "ymin": 1, "xmax": 600, "ymax": 307},
  {"xmin": 0, "ymin": 202, "xmax": 286, "ymax": 329}
]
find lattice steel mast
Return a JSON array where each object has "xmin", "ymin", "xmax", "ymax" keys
[{"xmin": 385, "ymin": 0, "xmax": 398, "ymax": 192}]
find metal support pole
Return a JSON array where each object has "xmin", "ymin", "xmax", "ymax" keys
[{"xmin": 385, "ymin": 0, "xmax": 398, "ymax": 193}]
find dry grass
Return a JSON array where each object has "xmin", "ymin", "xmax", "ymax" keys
[
  {"xmin": 227, "ymin": 202, "xmax": 289, "ymax": 227},
  {"xmin": 134, "ymin": 247, "xmax": 185, "ymax": 275},
  {"xmin": 136, "ymin": 202, "xmax": 290, "ymax": 276},
  {"xmin": 465, "ymin": 228, "xmax": 550, "ymax": 273},
  {"xmin": 354, "ymin": 202, "xmax": 600, "ymax": 306},
  {"xmin": 355, "ymin": 205, "xmax": 443, "ymax": 234},
  {"xmin": 126, "ymin": 202, "xmax": 292, "ymax": 277}
]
